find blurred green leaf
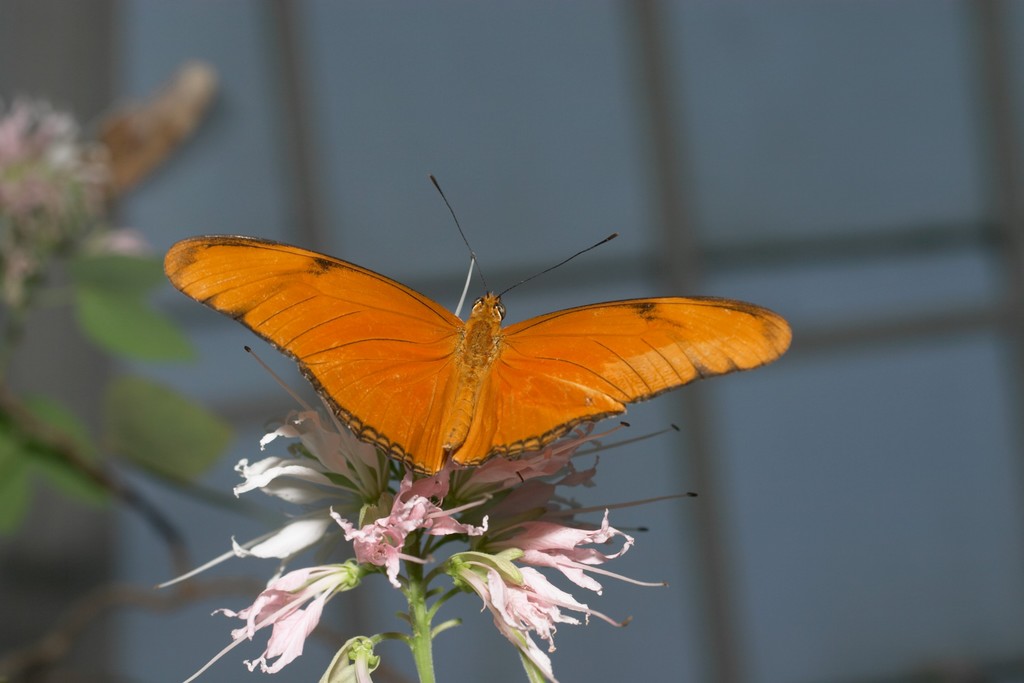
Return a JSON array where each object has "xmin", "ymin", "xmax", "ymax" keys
[
  {"xmin": 69, "ymin": 252, "xmax": 194, "ymax": 361},
  {"xmin": 69, "ymin": 253, "xmax": 166, "ymax": 291},
  {"xmin": 0, "ymin": 425, "xmax": 31, "ymax": 533},
  {"xmin": 23, "ymin": 395, "xmax": 108, "ymax": 504},
  {"xmin": 75, "ymin": 287, "xmax": 194, "ymax": 361},
  {"xmin": 104, "ymin": 375, "xmax": 232, "ymax": 481}
]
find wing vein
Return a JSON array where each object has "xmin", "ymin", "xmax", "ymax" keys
[
  {"xmin": 645, "ymin": 338, "xmax": 687, "ymax": 385},
  {"xmin": 252, "ymin": 293, "xmax": 319, "ymax": 327},
  {"xmin": 301, "ymin": 337, "xmax": 451, "ymax": 364},
  {"xmin": 528, "ymin": 353, "xmax": 632, "ymax": 399},
  {"xmin": 593, "ymin": 339, "xmax": 655, "ymax": 394},
  {"xmin": 279, "ymin": 310, "xmax": 361, "ymax": 348}
]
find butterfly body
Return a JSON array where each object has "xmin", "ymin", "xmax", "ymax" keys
[
  {"xmin": 444, "ymin": 293, "xmax": 505, "ymax": 455},
  {"xmin": 165, "ymin": 236, "xmax": 791, "ymax": 474}
]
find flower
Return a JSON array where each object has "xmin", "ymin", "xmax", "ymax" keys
[
  {"xmin": 0, "ymin": 98, "xmax": 109, "ymax": 307},
  {"xmin": 253, "ymin": 407, "xmax": 387, "ymax": 506},
  {"xmin": 487, "ymin": 511, "xmax": 643, "ymax": 594},
  {"xmin": 85, "ymin": 227, "xmax": 150, "ymax": 256},
  {"xmin": 459, "ymin": 426, "xmax": 647, "ymax": 596},
  {"xmin": 163, "ymin": 409, "xmax": 390, "ymax": 586},
  {"xmin": 185, "ymin": 563, "xmax": 365, "ymax": 682},
  {"xmin": 436, "ymin": 426, "xmax": 667, "ymax": 681},
  {"xmin": 175, "ymin": 408, "xmax": 672, "ymax": 683},
  {"xmin": 0, "ymin": 98, "xmax": 106, "ymax": 223},
  {"xmin": 331, "ymin": 467, "xmax": 488, "ymax": 587},
  {"xmin": 447, "ymin": 550, "xmax": 624, "ymax": 683}
]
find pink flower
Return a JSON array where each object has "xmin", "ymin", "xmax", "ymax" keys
[
  {"xmin": 437, "ymin": 425, "xmax": 668, "ymax": 681},
  {"xmin": 185, "ymin": 563, "xmax": 364, "ymax": 682},
  {"xmin": 489, "ymin": 511, "xmax": 646, "ymax": 594},
  {"xmin": 332, "ymin": 469, "xmax": 487, "ymax": 587},
  {"xmin": 457, "ymin": 425, "xmax": 598, "ymax": 493},
  {"xmin": 0, "ymin": 98, "xmax": 109, "ymax": 307},
  {"xmin": 447, "ymin": 550, "xmax": 624, "ymax": 683},
  {"xmin": 86, "ymin": 227, "xmax": 151, "ymax": 256},
  {"xmin": 0, "ymin": 98, "xmax": 106, "ymax": 219},
  {"xmin": 174, "ymin": 408, "xmax": 674, "ymax": 682},
  {"xmin": 447, "ymin": 425, "xmax": 609, "ymax": 529},
  {"xmin": 463, "ymin": 425, "xmax": 661, "ymax": 596}
]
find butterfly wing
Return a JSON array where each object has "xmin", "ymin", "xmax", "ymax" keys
[
  {"xmin": 164, "ymin": 236, "xmax": 463, "ymax": 474},
  {"xmin": 452, "ymin": 297, "xmax": 791, "ymax": 466}
]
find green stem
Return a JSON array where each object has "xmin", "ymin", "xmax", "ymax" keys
[{"xmin": 404, "ymin": 543, "xmax": 437, "ymax": 683}]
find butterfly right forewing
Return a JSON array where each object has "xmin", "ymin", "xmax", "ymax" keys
[{"xmin": 452, "ymin": 296, "xmax": 791, "ymax": 466}]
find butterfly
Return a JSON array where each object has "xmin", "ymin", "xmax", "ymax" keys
[{"xmin": 164, "ymin": 236, "xmax": 791, "ymax": 475}]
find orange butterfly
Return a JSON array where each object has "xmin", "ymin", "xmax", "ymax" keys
[{"xmin": 165, "ymin": 236, "xmax": 791, "ymax": 475}]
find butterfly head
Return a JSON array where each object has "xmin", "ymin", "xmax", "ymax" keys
[{"xmin": 470, "ymin": 292, "xmax": 506, "ymax": 323}]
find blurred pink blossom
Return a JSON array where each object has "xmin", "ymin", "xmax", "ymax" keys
[{"xmin": 0, "ymin": 99, "xmax": 106, "ymax": 220}]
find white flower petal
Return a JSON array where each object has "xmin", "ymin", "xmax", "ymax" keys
[
  {"xmin": 234, "ymin": 459, "xmax": 333, "ymax": 498},
  {"xmin": 241, "ymin": 516, "xmax": 335, "ymax": 559}
]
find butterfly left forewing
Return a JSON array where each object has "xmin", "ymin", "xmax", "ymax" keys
[
  {"xmin": 452, "ymin": 296, "xmax": 790, "ymax": 466},
  {"xmin": 165, "ymin": 236, "xmax": 463, "ymax": 473}
]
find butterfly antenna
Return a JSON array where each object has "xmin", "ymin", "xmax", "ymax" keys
[
  {"xmin": 430, "ymin": 175, "xmax": 489, "ymax": 317},
  {"xmin": 546, "ymin": 492, "xmax": 697, "ymax": 519},
  {"xmin": 498, "ymin": 232, "xmax": 619, "ymax": 298},
  {"xmin": 430, "ymin": 174, "xmax": 487, "ymax": 286},
  {"xmin": 455, "ymin": 255, "xmax": 475, "ymax": 318},
  {"xmin": 577, "ymin": 422, "xmax": 682, "ymax": 455},
  {"xmin": 244, "ymin": 345, "xmax": 314, "ymax": 412}
]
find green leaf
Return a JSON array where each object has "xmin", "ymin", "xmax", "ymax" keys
[
  {"xmin": 70, "ymin": 252, "xmax": 194, "ymax": 361},
  {"xmin": 0, "ymin": 425, "xmax": 31, "ymax": 533},
  {"xmin": 23, "ymin": 395, "xmax": 108, "ymax": 504},
  {"xmin": 69, "ymin": 253, "xmax": 166, "ymax": 291},
  {"xmin": 104, "ymin": 376, "xmax": 232, "ymax": 482},
  {"xmin": 74, "ymin": 287, "xmax": 194, "ymax": 361}
]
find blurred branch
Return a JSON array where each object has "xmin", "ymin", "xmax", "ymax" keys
[
  {"xmin": 0, "ymin": 387, "xmax": 189, "ymax": 572},
  {"xmin": 0, "ymin": 577, "xmax": 265, "ymax": 682}
]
